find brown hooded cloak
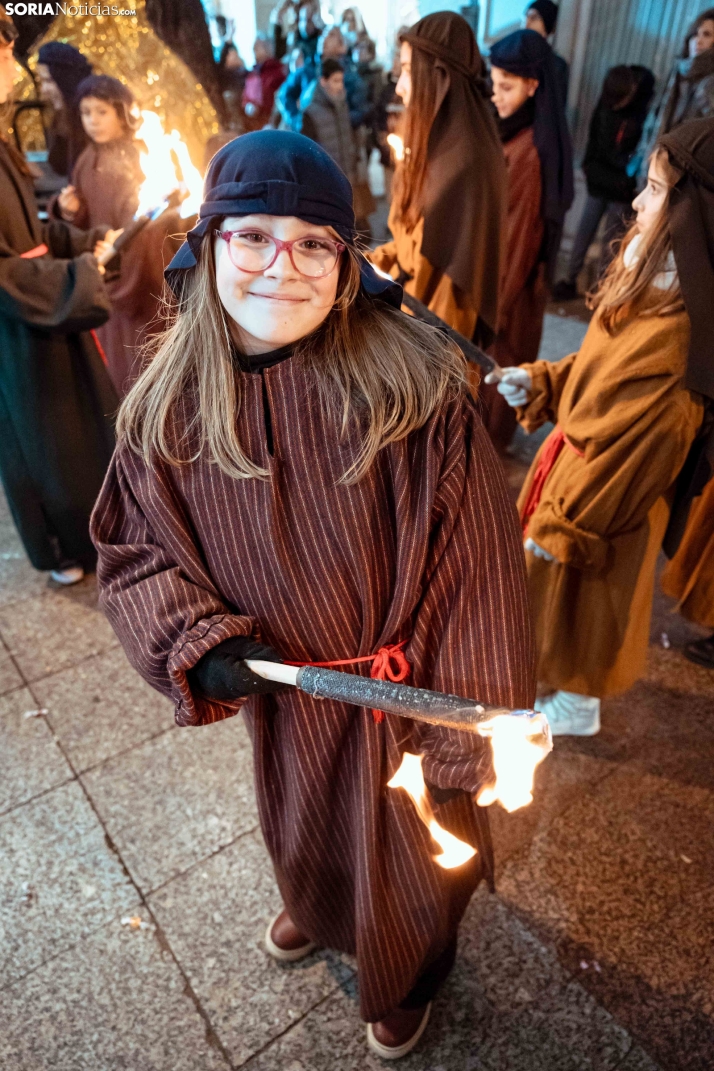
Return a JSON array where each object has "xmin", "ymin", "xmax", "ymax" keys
[{"xmin": 370, "ymin": 12, "xmax": 506, "ymax": 352}]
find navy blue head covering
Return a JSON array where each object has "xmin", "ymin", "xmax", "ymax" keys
[
  {"xmin": 490, "ymin": 29, "xmax": 573, "ymax": 280},
  {"xmin": 38, "ymin": 42, "xmax": 93, "ymax": 106},
  {"xmin": 166, "ymin": 130, "xmax": 402, "ymax": 308}
]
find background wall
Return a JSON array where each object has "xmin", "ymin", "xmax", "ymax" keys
[{"xmin": 559, "ymin": 0, "xmax": 706, "ymax": 158}]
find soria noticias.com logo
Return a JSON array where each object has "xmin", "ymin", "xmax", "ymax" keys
[{"xmin": 5, "ymin": 4, "xmax": 136, "ymax": 14}]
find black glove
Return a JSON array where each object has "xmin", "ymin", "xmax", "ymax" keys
[{"xmin": 188, "ymin": 635, "xmax": 286, "ymax": 701}]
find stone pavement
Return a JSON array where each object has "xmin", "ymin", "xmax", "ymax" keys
[{"xmin": 1, "ymin": 315, "xmax": 713, "ymax": 1071}]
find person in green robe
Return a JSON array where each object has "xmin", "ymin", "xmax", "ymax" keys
[{"xmin": 0, "ymin": 8, "xmax": 117, "ymax": 584}]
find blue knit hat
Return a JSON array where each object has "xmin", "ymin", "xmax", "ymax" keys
[{"xmin": 165, "ymin": 130, "xmax": 402, "ymax": 308}]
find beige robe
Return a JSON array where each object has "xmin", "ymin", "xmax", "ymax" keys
[{"xmin": 516, "ymin": 309, "xmax": 703, "ymax": 697}]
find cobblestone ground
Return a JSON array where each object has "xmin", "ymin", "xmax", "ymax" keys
[{"xmin": 1, "ymin": 313, "xmax": 713, "ymax": 1071}]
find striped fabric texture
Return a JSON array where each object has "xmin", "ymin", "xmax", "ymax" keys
[{"xmin": 91, "ymin": 359, "xmax": 535, "ymax": 1021}]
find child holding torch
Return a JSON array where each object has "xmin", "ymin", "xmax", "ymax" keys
[
  {"xmin": 487, "ymin": 119, "xmax": 714, "ymax": 735},
  {"xmin": 91, "ymin": 131, "xmax": 534, "ymax": 1058}
]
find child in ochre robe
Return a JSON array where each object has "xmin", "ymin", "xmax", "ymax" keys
[
  {"xmin": 91, "ymin": 131, "xmax": 533, "ymax": 1059},
  {"xmin": 486, "ymin": 118, "xmax": 714, "ymax": 736}
]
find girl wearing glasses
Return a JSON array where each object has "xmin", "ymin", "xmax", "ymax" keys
[{"xmin": 91, "ymin": 131, "xmax": 533, "ymax": 1058}]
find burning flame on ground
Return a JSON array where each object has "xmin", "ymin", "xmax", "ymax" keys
[
  {"xmin": 387, "ymin": 133, "xmax": 405, "ymax": 162},
  {"xmin": 388, "ymin": 714, "xmax": 552, "ymax": 863},
  {"xmin": 388, "ymin": 753, "xmax": 477, "ymax": 870},
  {"xmin": 134, "ymin": 110, "xmax": 204, "ymax": 220}
]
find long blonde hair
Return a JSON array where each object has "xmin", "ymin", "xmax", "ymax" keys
[
  {"xmin": 117, "ymin": 237, "xmax": 466, "ymax": 483},
  {"xmin": 588, "ymin": 148, "xmax": 685, "ymax": 333}
]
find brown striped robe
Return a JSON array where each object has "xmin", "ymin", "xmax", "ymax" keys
[{"xmin": 91, "ymin": 357, "xmax": 534, "ymax": 1021}]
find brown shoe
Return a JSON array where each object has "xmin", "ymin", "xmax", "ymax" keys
[
  {"xmin": 367, "ymin": 1003, "xmax": 432, "ymax": 1059},
  {"xmin": 264, "ymin": 908, "xmax": 316, "ymax": 962}
]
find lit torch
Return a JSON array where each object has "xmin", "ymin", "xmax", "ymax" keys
[
  {"xmin": 246, "ymin": 661, "xmax": 553, "ymax": 860},
  {"xmin": 388, "ymin": 753, "xmax": 477, "ymax": 869},
  {"xmin": 98, "ymin": 110, "xmax": 204, "ymax": 266},
  {"xmin": 387, "ymin": 133, "xmax": 405, "ymax": 162}
]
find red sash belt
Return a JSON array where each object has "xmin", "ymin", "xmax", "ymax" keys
[
  {"xmin": 20, "ymin": 244, "xmax": 48, "ymax": 259},
  {"xmin": 287, "ymin": 641, "xmax": 410, "ymax": 724},
  {"xmin": 520, "ymin": 425, "xmax": 584, "ymax": 535}
]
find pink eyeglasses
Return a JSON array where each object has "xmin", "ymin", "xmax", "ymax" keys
[{"xmin": 215, "ymin": 228, "xmax": 345, "ymax": 279}]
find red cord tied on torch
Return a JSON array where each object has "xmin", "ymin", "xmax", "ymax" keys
[{"xmin": 287, "ymin": 640, "xmax": 410, "ymax": 723}]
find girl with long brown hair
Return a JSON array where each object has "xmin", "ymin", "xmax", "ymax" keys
[
  {"xmin": 369, "ymin": 12, "xmax": 506, "ymax": 353},
  {"xmin": 485, "ymin": 120, "xmax": 714, "ymax": 736},
  {"xmin": 91, "ymin": 131, "xmax": 533, "ymax": 1058}
]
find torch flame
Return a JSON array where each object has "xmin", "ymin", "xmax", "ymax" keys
[
  {"xmin": 388, "ymin": 753, "xmax": 477, "ymax": 870},
  {"xmin": 476, "ymin": 712, "xmax": 552, "ymax": 813},
  {"xmin": 135, "ymin": 110, "xmax": 204, "ymax": 220},
  {"xmin": 387, "ymin": 133, "xmax": 405, "ymax": 162}
]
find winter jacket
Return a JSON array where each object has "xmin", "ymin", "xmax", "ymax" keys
[{"xmin": 300, "ymin": 83, "xmax": 357, "ymax": 180}]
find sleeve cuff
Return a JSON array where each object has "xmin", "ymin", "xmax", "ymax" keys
[
  {"xmin": 515, "ymin": 361, "xmax": 553, "ymax": 434},
  {"xmin": 418, "ymin": 726, "xmax": 492, "ymax": 796},
  {"xmin": 167, "ymin": 613, "xmax": 257, "ymax": 727},
  {"xmin": 527, "ymin": 499, "xmax": 610, "ymax": 572}
]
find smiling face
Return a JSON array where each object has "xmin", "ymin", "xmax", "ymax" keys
[
  {"xmin": 214, "ymin": 214, "xmax": 342, "ymax": 355},
  {"xmin": 632, "ymin": 155, "xmax": 672, "ymax": 238},
  {"xmin": 490, "ymin": 66, "xmax": 539, "ymax": 118},
  {"xmin": 79, "ymin": 96, "xmax": 125, "ymax": 143}
]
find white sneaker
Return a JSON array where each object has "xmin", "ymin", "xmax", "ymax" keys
[
  {"xmin": 534, "ymin": 690, "xmax": 601, "ymax": 736},
  {"xmin": 50, "ymin": 566, "xmax": 85, "ymax": 585}
]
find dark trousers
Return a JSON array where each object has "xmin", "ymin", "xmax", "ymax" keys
[
  {"xmin": 565, "ymin": 194, "xmax": 630, "ymax": 284},
  {"xmin": 399, "ymin": 936, "xmax": 458, "ymax": 1009}
]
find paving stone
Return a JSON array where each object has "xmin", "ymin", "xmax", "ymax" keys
[
  {"xmin": 0, "ymin": 780, "xmax": 137, "ymax": 987},
  {"xmin": 571, "ymin": 886, "xmax": 714, "ymax": 1071},
  {"xmin": 82, "ymin": 715, "xmax": 259, "ymax": 893},
  {"xmin": 150, "ymin": 829, "xmax": 353, "ymax": 1066},
  {"xmin": 496, "ymin": 768, "xmax": 714, "ymax": 1071},
  {"xmin": 489, "ymin": 744, "xmax": 615, "ymax": 872},
  {"xmin": 0, "ymin": 645, "xmax": 23, "ymax": 695},
  {"xmin": 34, "ymin": 646, "xmax": 174, "ymax": 773},
  {"xmin": 0, "ymin": 529, "xmax": 49, "ymax": 609},
  {"xmin": 249, "ymin": 891, "xmax": 629, "ymax": 1071},
  {"xmin": 0, "ymin": 916, "xmax": 230, "ymax": 1071},
  {"xmin": 0, "ymin": 687, "xmax": 73, "ymax": 815},
  {"xmin": 618, "ymin": 1045, "xmax": 663, "ymax": 1070},
  {"xmin": 0, "ymin": 583, "xmax": 117, "ymax": 683},
  {"xmin": 497, "ymin": 767, "xmax": 712, "ymax": 955}
]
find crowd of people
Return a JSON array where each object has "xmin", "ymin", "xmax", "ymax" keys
[{"xmin": 0, "ymin": 1, "xmax": 713, "ymax": 1057}]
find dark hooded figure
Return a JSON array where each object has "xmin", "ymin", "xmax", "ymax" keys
[
  {"xmin": 481, "ymin": 28, "xmax": 574, "ymax": 452},
  {"xmin": 523, "ymin": 0, "xmax": 569, "ymax": 105},
  {"xmin": 554, "ymin": 64, "xmax": 654, "ymax": 301},
  {"xmin": 370, "ymin": 12, "xmax": 506, "ymax": 363},
  {"xmin": 37, "ymin": 41, "xmax": 93, "ymax": 177},
  {"xmin": 0, "ymin": 12, "xmax": 117, "ymax": 585},
  {"xmin": 50, "ymin": 74, "xmax": 178, "ymax": 397},
  {"xmin": 91, "ymin": 130, "xmax": 533, "ymax": 1057}
]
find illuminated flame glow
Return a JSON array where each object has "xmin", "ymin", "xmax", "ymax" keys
[
  {"xmin": 135, "ymin": 110, "xmax": 204, "ymax": 220},
  {"xmin": 388, "ymin": 753, "xmax": 477, "ymax": 870},
  {"xmin": 387, "ymin": 133, "xmax": 405, "ymax": 162},
  {"xmin": 476, "ymin": 712, "xmax": 552, "ymax": 813}
]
